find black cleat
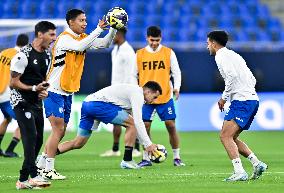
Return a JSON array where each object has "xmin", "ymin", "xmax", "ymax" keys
[
  {"xmin": 4, "ymin": 151, "xmax": 20, "ymax": 158},
  {"xmin": 0, "ymin": 149, "xmax": 4, "ymax": 156}
]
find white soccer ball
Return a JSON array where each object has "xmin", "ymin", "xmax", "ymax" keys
[
  {"xmin": 106, "ymin": 7, "xmax": 128, "ymax": 29},
  {"xmin": 149, "ymin": 144, "xmax": 168, "ymax": 163}
]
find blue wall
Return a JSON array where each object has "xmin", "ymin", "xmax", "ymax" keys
[
  {"xmin": 79, "ymin": 50, "xmax": 284, "ymax": 94},
  {"xmin": 176, "ymin": 93, "xmax": 284, "ymax": 131}
]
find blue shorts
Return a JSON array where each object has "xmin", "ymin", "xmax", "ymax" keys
[
  {"xmin": 143, "ymin": 98, "xmax": 176, "ymax": 121},
  {"xmin": 79, "ymin": 101, "xmax": 129, "ymax": 132},
  {"xmin": 224, "ymin": 100, "xmax": 259, "ymax": 130},
  {"xmin": 0, "ymin": 101, "xmax": 16, "ymax": 119},
  {"xmin": 43, "ymin": 91, "xmax": 72, "ymax": 124}
]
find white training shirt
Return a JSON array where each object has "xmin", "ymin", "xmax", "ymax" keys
[
  {"xmin": 48, "ymin": 27, "xmax": 117, "ymax": 95},
  {"xmin": 215, "ymin": 47, "xmax": 259, "ymax": 102},
  {"xmin": 0, "ymin": 46, "xmax": 21, "ymax": 103},
  {"xmin": 130, "ymin": 44, "xmax": 182, "ymax": 92},
  {"xmin": 111, "ymin": 41, "xmax": 136, "ymax": 85},
  {"xmin": 84, "ymin": 84, "xmax": 152, "ymax": 148}
]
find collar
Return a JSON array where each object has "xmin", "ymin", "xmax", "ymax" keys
[
  {"xmin": 66, "ymin": 27, "xmax": 80, "ymax": 37},
  {"xmin": 145, "ymin": 44, "xmax": 162, "ymax": 53},
  {"xmin": 216, "ymin": 47, "xmax": 227, "ymax": 55},
  {"xmin": 14, "ymin": 46, "xmax": 20, "ymax": 52}
]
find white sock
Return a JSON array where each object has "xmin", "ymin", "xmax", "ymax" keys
[
  {"xmin": 36, "ymin": 152, "xmax": 47, "ymax": 169},
  {"xmin": 142, "ymin": 150, "xmax": 150, "ymax": 161},
  {"xmin": 45, "ymin": 158, "xmax": 55, "ymax": 171},
  {"xmin": 172, "ymin": 148, "xmax": 180, "ymax": 159},
  {"xmin": 232, "ymin": 158, "xmax": 245, "ymax": 173},
  {"xmin": 247, "ymin": 153, "xmax": 260, "ymax": 167}
]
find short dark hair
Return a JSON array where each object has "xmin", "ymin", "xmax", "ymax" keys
[
  {"xmin": 143, "ymin": 81, "xmax": 162, "ymax": 95},
  {"xmin": 16, "ymin": 34, "xmax": 29, "ymax": 47},
  {"xmin": 207, "ymin": 30, "xmax": 228, "ymax": 46},
  {"xmin": 147, "ymin": 26, "xmax": 161, "ymax": 37},
  {"xmin": 35, "ymin": 21, "xmax": 56, "ymax": 37},
  {"xmin": 66, "ymin": 9, "xmax": 85, "ymax": 25}
]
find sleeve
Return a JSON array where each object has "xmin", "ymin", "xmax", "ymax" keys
[
  {"xmin": 170, "ymin": 50, "xmax": 182, "ymax": 91},
  {"xmin": 91, "ymin": 27, "xmax": 117, "ymax": 49},
  {"xmin": 56, "ymin": 27, "xmax": 104, "ymax": 52},
  {"xmin": 130, "ymin": 92, "xmax": 152, "ymax": 148},
  {"xmin": 217, "ymin": 56, "xmax": 238, "ymax": 101},
  {"xmin": 10, "ymin": 52, "xmax": 28, "ymax": 74},
  {"xmin": 129, "ymin": 53, "xmax": 139, "ymax": 85}
]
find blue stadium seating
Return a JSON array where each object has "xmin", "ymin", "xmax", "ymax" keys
[{"xmin": 0, "ymin": 0, "xmax": 283, "ymax": 45}]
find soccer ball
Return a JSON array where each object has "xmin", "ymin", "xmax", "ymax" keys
[
  {"xmin": 106, "ymin": 7, "xmax": 128, "ymax": 29},
  {"xmin": 149, "ymin": 144, "xmax": 168, "ymax": 163}
]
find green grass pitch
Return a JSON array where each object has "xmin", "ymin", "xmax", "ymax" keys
[{"xmin": 0, "ymin": 131, "xmax": 283, "ymax": 193}]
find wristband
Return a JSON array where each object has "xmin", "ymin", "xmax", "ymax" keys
[{"xmin": 32, "ymin": 85, "xmax": 37, "ymax": 92}]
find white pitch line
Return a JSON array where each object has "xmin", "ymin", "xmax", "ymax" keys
[{"xmin": 0, "ymin": 171, "xmax": 283, "ymax": 180}]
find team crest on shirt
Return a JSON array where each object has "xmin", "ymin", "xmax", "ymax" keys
[
  {"xmin": 59, "ymin": 107, "xmax": 64, "ymax": 113},
  {"xmin": 25, "ymin": 112, "xmax": 31, "ymax": 119}
]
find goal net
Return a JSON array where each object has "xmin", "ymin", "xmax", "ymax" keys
[{"xmin": 0, "ymin": 19, "xmax": 68, "ymax": 50}]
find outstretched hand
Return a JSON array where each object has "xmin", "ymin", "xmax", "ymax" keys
[{"xmin": 98, "ymin": 16, "xmax": 109, "ymax": 30}]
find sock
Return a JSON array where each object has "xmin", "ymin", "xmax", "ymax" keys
[
  {"xmin": 173, "ymin": 148, "xmax": 180, "ymax": 159},
  {"xmin": 0, "ymin": 134, "xmax": 4, "ymax": 147},
  {"xmin": 36, "ymin": 152, "xmax": 47, "ymax": 169},
  {"xmin": 123, "ymin": 146, "xmax": 133, "ymax": 161},
  {"xmin": 112, "ymin": 142, "xmax": 119, "ymax": 152},
  {"xmin": 134, "ymin": 139, "xmax": 140, "ymax": 151},
  {"xmin": 5, "ymin": 137, "xmax": 20, "ymax": 152},
  {"xmin": 247, "ymin": 153, "xmax": 260, "ymax": 167},
  {"xmin": 45, "ymin": 157, "xmax": 55, "ymax": 171},
  {"xmin": 142, "ymin": 150, "xmax": 150, "ymax": 161},
  {"xmin": 232, "ymin": 158, "xmax": 245, "ymax": 173}
]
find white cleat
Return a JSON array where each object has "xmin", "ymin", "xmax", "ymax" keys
[
  {"xmin": 251, "ymin": 162, "xmax": 268, "ymax": 180},
  {"xmin": 132, "ymin": 149, "xmax": 142, "ymax": 157},
  {"xmin": 16, "ymin": 180, "xmax": 35, "ymax": 190},
  {"xmin": 100, "ymin": 150, "xmax": 121, "ymax": 157},
  {"xmin": 42, "ymin": 169, "xmax": 66, "ymax": 180},
  {"xmin": 120, "ymin": 160, "xmax": 139, "ymax": 169},
  {"xmin": 37, "ymin": 167, "xmax": 44, "ymax": 176},
  {"xmin": 223, "ymin": 172, "xmax": 248, "ymax": 182},
  {"xmin": 28, "ymin": 175, "xmax": 51, "ymax": 188}
]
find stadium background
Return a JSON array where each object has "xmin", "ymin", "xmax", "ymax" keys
[
  {"xmin": 0, "ymin": 1, "xmax": 283, "ymax": 193},
  {"xmin": 0, "ymin": 0, "xmax": 284, "ymax": 132}
]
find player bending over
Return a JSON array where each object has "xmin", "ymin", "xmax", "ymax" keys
[{"xmin": 57, "ymin": 81, "xmax": 161, "ymax": 169}]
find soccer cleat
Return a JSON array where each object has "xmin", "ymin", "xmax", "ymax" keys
[
  {"xmin": 0, "ymin": 149, "xmax": 4, "ymax": 156},
  {"xmin": 137, "ymin": 160, "xmax": 152, "ymax": 168},
  {"xmin": 28, "ymin": 175, "xmax": 51, "ymax": 188},
  {"xmin": 42, "ymin": 169, "xmax": 66, "ymax": 180},
  {"xmin": 132, "ymin": 149, "xmax": 142, "ymax": 157},
  {"xmin": 16, "ymin": 180, "xmax": 36, "ymax": 190},
  {"xmin": 174, "ymin": 158, "xmax": 186, "ymax": 166},
  {"xmin": 251, "ymin": 162, "xmax": 268, "ymax": 180},
  {"xmin": 223, "ymin": 172, "xmax": 248, "ymax": 182},
  {"xmin": 37, "ymin": 167, "xmax": 44, "ymax": 176},
  {"xmin": 3, "ymin": 151, "xmax": 20, "ymax": 158},
  {"xmin": 100, "ymin": 150, "xmax": 121, "ymax": 157},
  {"xmin": 120, "ymin": 160, "xmax": 139, "ymax": 169}
]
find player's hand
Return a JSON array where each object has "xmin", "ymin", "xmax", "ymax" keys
[
  {"xmin": 36, "ymin": 81, "xmax": 49, "ymax": 91},
  {"xmin": 173, "ymin": 89, "xmax": 180, "ymax": 100},
  {"xmin": 218, "ymin": 98, "xmax": 226, "ymax": 112},
  {"xmin": 145, "ymin": 144, "xmax": 158, "ymax": 154},
  {"xmin": 98, "ymin": 16, "xmax": 109, "ymax": 30},
  {"xmin": 38, "ymin": 90, "xmax": 48, "ymax": 100}
]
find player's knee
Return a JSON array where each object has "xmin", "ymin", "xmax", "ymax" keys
[
  {"xmin": 219, "ymin": 131, "xmax": 231, "ymax": 142},
  {"xmin": 166, "ymin": 124, "xmax": 177, "ymax": 134}
]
